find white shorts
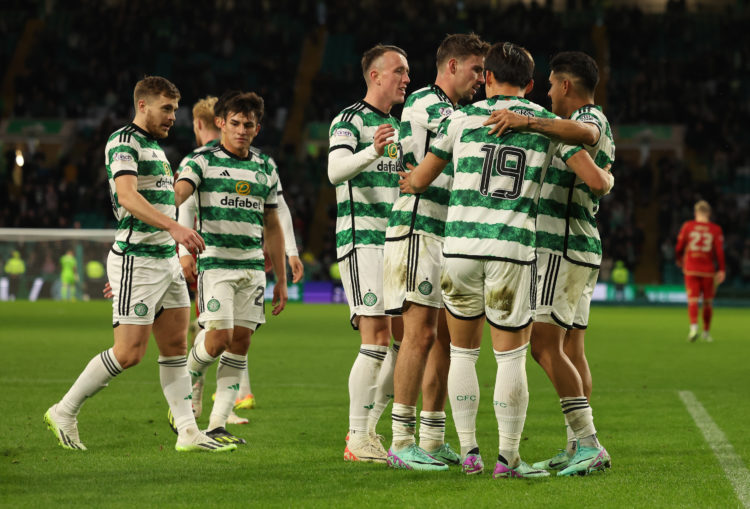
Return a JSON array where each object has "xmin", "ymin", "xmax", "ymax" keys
[
  {"xmin": 573, "ymin": 263, "xmax": 598, "ymax": 329},
  {"xmin": 441, "ymin": 257, "xmax": 533, "ymax": 330},
  {"xmin": 384, "ymin": 234, "xmax": 444, "ymax": 314},
  {"xmin": 107, "ymin": 251, "xmax": 190, "ymax": 326},
  {"xmin": 197, "ymin": 268, "xmax": 265, "ymax": 330},
  {"xmin": 534, "ymin": 252, "xmax": 599, "ymax": 329},
  {"xmin": 339, "ymin": 247, "xmax": 385, "ymax": 329}
]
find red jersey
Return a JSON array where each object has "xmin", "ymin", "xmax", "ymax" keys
[{"xmin": 675, "ymin": 220, "xmax": 725, "ymax": 276}]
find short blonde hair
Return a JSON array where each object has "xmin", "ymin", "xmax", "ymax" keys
[
  {"xmin": 192, "ymin": 96, "xmax": 218, "ymax": 126},
  {"xmin": 695, "ymin": 200, "xmax": 711, "ymax": 215}
]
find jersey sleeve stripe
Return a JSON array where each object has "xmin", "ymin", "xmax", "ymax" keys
[
  {"xmin": 113, "ymin": 170, "xmax": 138, "ymax": 178},
  {"xmin": 329, "ymin": 144, "xmax": 355, "ymax": 153}
]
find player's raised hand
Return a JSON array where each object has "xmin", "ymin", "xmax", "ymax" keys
[
  {"xmin": 288, "ymin": 255, "xmax": 304, "ymax": 283},
  {"xmin": 373, "ymin": 124, "xmax": 396, "ymax": 156},
  {"xmin": 271, "ymin": 282, "xmax": 288, "ymax": 316},
  {"xmin": 169, "ymin": 224, "xmax": 205, "ymax": 254},
  {"xmin": 180, "ymin": 254, "xmax": 197, "ymax": 283},
  {"xmin": 483, "ymin": 109, "xmax": 527, "ymax": 137}
]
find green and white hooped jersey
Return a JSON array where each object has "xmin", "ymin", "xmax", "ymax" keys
[
  {"xmin": 387, "ymin": 84, "xmax": 455, "ymax": 241},
  {"xmin": 105, "ymin": 123, "xmax": 176, "ymax": 258},
  {"xmin": 536, "ymin": 105, "xmax": 615, "ymax": 267},
  {"xmin": 178, "ymin": 141, "xmax": 284, "ymax": 198},
  {"xmin": 329, "ymin": 100, "xmax": 400, "ymax": 260},
  {"xmin": 176, "ymin": 138, "xmax": 220, "ymax": 176},
  {"xmin": 430, "ymin": 96, "xmax": 582, "ymax": 264},
  {"xmin": 254, "ymin": 148, "xmax": 285, "ymax": 195},
  {"xmin": 176, "ymin": 144, "xmax": 278, "ymax": 272}
]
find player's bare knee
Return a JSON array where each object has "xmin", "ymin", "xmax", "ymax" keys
[
  {"xmin": 228, "ymin": 329, "xmax": 251, "ymax": 354},
  {"xmin": 209, "ymin": 337, "xmax": 232, "ymax": 355},
  {"xmin": 205, "ymin": 321, "xmax": 234, "ymax": 354},
  {"xmin": 412, "ymin": 329, "xmax": 437, "ymax": 354},
  {"xmin": 117, "ymin": 351, "xmax": 143, "ymax": 369}
]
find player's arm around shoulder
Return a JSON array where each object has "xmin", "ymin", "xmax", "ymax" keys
[
  {"xmin": 562, "ymin": 148, "xmax": 612, "ymax": 197},
  {"xmin": 263, "ymin": 206, "xmax": 288, "ymax": 315},
  {"xmin": 484, "ymin": 106, "xmax": 599, "ymax": 146}
]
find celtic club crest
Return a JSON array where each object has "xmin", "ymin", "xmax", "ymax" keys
[
  {"xmin": 418, "ymin": 281, "xmax": 433, "ymax": 296},
  {"xmin": 363, "ymin": 292, "xmax": 378, "ymax": 307},
  {"xmin": 134, "ymin": 302, "xmax": 148, "ymax": 316}
]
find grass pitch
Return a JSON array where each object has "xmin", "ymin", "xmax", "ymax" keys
[{"xmin": 1, "ymin": 301, "xmax": 748, "ymax": 508}]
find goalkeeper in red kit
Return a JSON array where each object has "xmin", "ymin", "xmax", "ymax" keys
[{"xmin": 675, "ymin": 200, "xmax": 726, "ymax": 342}]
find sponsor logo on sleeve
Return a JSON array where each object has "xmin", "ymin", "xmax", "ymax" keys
[
  {"xmin": 578, "ymin": 114, "xmax": 597, "ymax": 124},
  {"xmin": 334, "ymin": 128, "xmax": 353, "ymax": 138},
  {"xmin": 439, "ymin": 106, "xmax": 453, "ymax": 117},
  {"xmin": 113, "ymin": 152, "xmax": 133, "ymax": 162}
]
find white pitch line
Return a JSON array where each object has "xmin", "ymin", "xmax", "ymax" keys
[{"xmin": 679, "ymin": 390, "xmax": 750, "ymax": 508}]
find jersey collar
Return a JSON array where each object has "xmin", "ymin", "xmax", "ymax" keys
[
  {"xmin": 572, "ymin": 104, "xmax": 603, "ymax": 116},
  {"xmin": 361, "ymin": 100, "xmax": 391, "ymax": 119},
  {"xmin": 129, "ymin": 122, "xmax": 156, "ymax": 140},
  {"xmin": 219, "ymin": 143, "xmax": 252, "ymax": 161},
  {"xmin": 431, "ymin": 84, "xmax": 453, "ymax": 106}
]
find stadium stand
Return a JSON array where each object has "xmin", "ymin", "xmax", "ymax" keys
[{"xmin": 1, "ymin": 0, "xmax": 748, "ymax": 289}]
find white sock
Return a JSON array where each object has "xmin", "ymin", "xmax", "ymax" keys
[
  {"xmin": 186, "ymin": 330, "xmax": 217, "ymax": 383},
  {"xmin": 238, "ymin": 365, "xmax": 252, "ymax": 399},
  {"xmin": 208, "ymin": 352, "xmax": 246, "ymax": 430},
  {"xmin": 690, "ymin": 324, "xmax": 698, "ymax": 334},
  {"xmin": 493, "ymin": 344, "xmax": 529, "ymax": 467},
  {"xmin": 159, "ymin": 355, "xmax": 198, "ymax": 435},
  {"xmin": 419, "ymin": 410, "xmax": 446, "ymax": 452},
  {"xmin": 59, "ymin": 348, "xmax": 122, "ymax": 417},
  {"xmin": 565, "ymin": 417, "xmax": 576, "ymax": 455},
  {"xmin": 391, "ymin": 402, "xmax": 416, "ymax": 450},
  {"xmin": 348, "ymin": 345, "xmax": 387, "ymax": 444},
  {"xmin": 561, "ymin": 396, "xmax": 598, "ymax": 447},
  {"xmin": 367, "ymin": 341, "xmax": 399, "ymax": 435},
  {"xmin": 448, "ymin": 344, "xmax": 481, "ymax": 457}
]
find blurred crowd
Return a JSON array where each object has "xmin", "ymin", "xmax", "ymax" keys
[{"xmin": 1, "ymin": 0, "xmax": 749, "ymax": 286}]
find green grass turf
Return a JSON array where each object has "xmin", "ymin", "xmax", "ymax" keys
[{"xmin": 1, "ymin": 301, "xmax": 748, "ymax": 508}]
